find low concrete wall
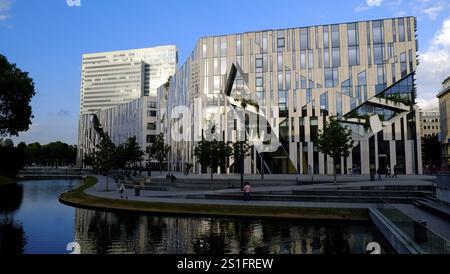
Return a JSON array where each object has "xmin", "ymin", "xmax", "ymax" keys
[
  {"xmin": 369, "ymin": 208, "xmax": 420, "ymax": 254},
  {"xmin": 436, "ymin": 174, "xmax": 450, "ymax": 204}
]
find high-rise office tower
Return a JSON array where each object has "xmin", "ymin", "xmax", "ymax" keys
[{"xmin": 77, "ymin": 46, "xmax": 178, "ymax": 166}]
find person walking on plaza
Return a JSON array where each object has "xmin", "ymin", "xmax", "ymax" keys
[
  {"xmin": 392, "ymin": 165, "xmax": 398, "ymax": 179},
  {"xmin": 377, "ymin": 167, "xmax": 382, "ymax": 181},
  {"xmin": 386, "ymin": 165, "xmax": 391, "ymax": 179},
  {"xmin": 243, "ymin": 182, "xmax": 252, "ymax": 202},
  {"xmin": 118, "ymin": 183, "xmax": 125, "ymax": 199}
]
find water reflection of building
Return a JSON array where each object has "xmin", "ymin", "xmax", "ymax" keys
[{"xmin": 74, "ymin": 208, "xmax": 376, "ymax": 254}]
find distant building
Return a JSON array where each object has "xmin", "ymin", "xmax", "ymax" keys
[
  {"xmin": 419, "ymin": 108, "xmax": 440, "ymax": 138},
  {"xmin": 437, "ymin": 76, "xmax": 450, "ymax": 167},
  {"xmin": 77, "ymin": 46, "xmax": 178, "ymax": 167}
]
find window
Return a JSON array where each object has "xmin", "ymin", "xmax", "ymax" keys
[
  {"xmin": 320, "ymin": 91, "xmax": 329, "ymax": 113},
  {"xmin": 391, "ymin": 63, "xmax": 397, "ymax": 83},
  {"xmin": 256, "ymin": 77, "xmax": 263, "ymax": 87},
  {"xmin": 392, "ymin": 19, "xmax": 397, "ymax": 42},
  {"xmin": 409, "ymin": 49, "xmax": 414, "ymax": 72},
  {"xmin": 332, "ymin": 48, "xmax": 340, "ymax": 67},
  {"xmin": 147, "ymin": 110, "xmax": 157, "ymax": 117},
  {"xmin": 323, "ymin": 26, "xmax": 329, "ymax": 48},
  {"xmin": 336, "ymin": 92, "xmax": 343, "ymax": 116},
  {"xmin": 324, "ymin": 49, "xmax": 330, "ymax": 68},
  {"xmin": 374, "ymin": 44, "xmax": 384, "ymax": 64},
  {"xmin": 278, "ymin": 72, "xmax": 283, "ymax": 90},
  {"xmin": 372, "ymin": 20, "xmax": 384, "ymax": 44},
  {"xmin": 342, "ymin": 79, "xmax": 352, "ymax": 96},
  {"xmin": 399, "ymin": 18, "xmax": 405, "ymax": 42},
  {"xmin": 387, "ymin": 43, "xmax": 394, "ymax": 59},
  {"xmin": 377, "ymin": 64, "xmax": 386, "ymax": 85},
  {"xmin": 278, "ymin": 53, "xmax": 283, "ymax": 71},
  {"xmin": 147, "ymin": 101, "xmax": 157, "ymax": 108},
  {"xmin": 301, "ymin": 76, "xmax": 307, "ymax": 89},
  {"xmin": 325, "ymin": 68, "xmax": 339, "ymax": 88},
  {"xmin": 277, "ymin": 31, "xmax": 285, "ymax": 51},
  {"xmin": 300, "ymin": 50, "xmax": 306, "ymax": 69},
  {"xmin": 286, "ymin": 71, "xmax": 291, "ymax": 90},
  {"xmin": 236, "ymin": 35, "xmax": 243, "ymax": 55},
  {"xmin": 220, "ymin": 57, "xmax": 227, "ymax": 75},
  {"xmin": 256, "ymin": 57, "xmax": 263, "ymax": 69},
  {"xmin": 318, "ymin": 49, "xmax": 322, "ymax": 68},
  {"xmin": 147, "ymin": 135, "xmax": 156, "ymax": 143},
  {"xmin": 348, "ymin": 46, "xmax": 360, "ymax": 66},
  {"xmin": 220, "ymin": 37, "xmax": 227, "ymax": 57},
  {"xmin": 308, "ymin": 51, "xmax": 314, "ymax": 69},
  {"xmin": 331, "ymin": 25, "xmax": 340, "ymax": 48},
  {"xmin": 147, "ymin": 123, "xmax": 156, "ymax": 130},
  {"xmin": 262, "ymin": 32, "xmax": 268, "ymax": 53},
  {"xmin": 347, "ymin": 23, "xmax": 359, "ymax": 46},
  {"xmin": 407, "ymin": 18, "xmax": 412, "ymax": 41},
  {"xmin": 367, "ymin": 46, "xmax": 372, "ymax": 65},
  {"xmin": 306, "ymin": 89, "xmax": 312, "ymax": 103},
  {"xmin": 300, "ymin": 28, "xmax": 309, "ymax": 50},
  {"xmin": 400, "ymin": 52, "xmax": 407, "ymax": 77}
]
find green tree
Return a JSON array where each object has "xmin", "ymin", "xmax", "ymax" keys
[
  {"xmin": 194, "ymin": 139, "xmax": 232, "ymax": 187},
  {"xmin": 125, "ymin": 136, "xmax": 144, "ymax": 173},
  {"xmin": 0, "ymin": 54, "xmax": 36, "ymax": 137},
  {"xmin": 149, "ymin": 133, "xmax": 171, "ymax": 174},
  {"xmin": 317, "ymin": 116, "xmax": 354, "ymax": 184},
  {"xmin": 232, "ymin": 140, "xmax": 251, "ymax": 190},
  {"xmin": 94, "ymin": 134, "xmax": 116, "ymax": 191}
]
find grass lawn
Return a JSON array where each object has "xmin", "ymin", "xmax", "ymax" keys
[
  {"xmin": 60, "ymin": 176, "xmax": 370, "ymax": 221},
  {"xmin": 0, "ymin": 175, "xmax": 15, "ymax": 186}
]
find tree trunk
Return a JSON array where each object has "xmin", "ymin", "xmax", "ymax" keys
[
  {"xmin": 210, "ymin": 168, "xmax": 214, "ymax": 190},
  {"xmin": 333, "ymin": 157, "xmax": 337, "ymax": 185},
  {"xmin": 106, "ymin": 171, "xmax": 109, "ymax": 191}
]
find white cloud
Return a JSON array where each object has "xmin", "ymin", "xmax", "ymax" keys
[
  {"xmin": 416, "ymin": 18, "xmax": 450, "ymax": 109},
  {"xmin": 367, "ymin": 0, "xmax": 384, "ymax": 6},
  {"xmin": 0, "ymin": 0, "xmax": 13, "ymax": 12},
  {"xmin": 421, "ymin": 5, "xmax": 445, "ymax": 20},
  {"xmin": 0, "ymin": 0, "xmax": 13, "ymax": 23}
]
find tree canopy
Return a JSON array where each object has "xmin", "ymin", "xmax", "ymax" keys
[
  {"xmin": 317, "ymin": 116, "xmax": 354, "ymax": 183},
  {"xmin": 0, "ymin": 54, "xmax": 36, "ymax": 137},
  {"xmin": 194, "ymin": 139, "xmax": 232, "ymax": 184},
  {"xmin": 149, "ymin": 133, "xmax": 170, "ymax": 173}
]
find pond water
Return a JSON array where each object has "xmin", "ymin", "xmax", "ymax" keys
[{"xmin": 0, "ymin": 180, "xmax": 390, "ymax": 254}]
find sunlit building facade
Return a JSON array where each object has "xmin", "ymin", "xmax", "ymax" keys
[
  {"xmin": 159, "ymin": 17, "xmax": 422, "ymax": 175},
  {"xmin": 437, "ymin": 76, "xmax": 450, "ymax": 167},
  {"xmin": 77, "ymin": 46, "xmax": 177, "ymax": 166}
]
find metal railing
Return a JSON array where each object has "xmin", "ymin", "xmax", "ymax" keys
[{"xmin": 374, "ymin": 201, "xmax": 449, "ymax": 254}]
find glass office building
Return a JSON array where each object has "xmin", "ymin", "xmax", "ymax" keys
[{"xmin": 161, "ymin": 17, "xmax": 422, "ymax": 175}]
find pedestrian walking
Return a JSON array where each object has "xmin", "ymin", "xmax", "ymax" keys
[
  {"xmin": 243, "ymin": 182, "xmax": 252, "ymax": 202},
  {"xmin": 118, "ymin": 183, "xmax": 125, "ymax": 199},
  {"xmin": 386, "ymin": 165, "xmax": 391, "ymax": 178},
  {"xmin": 392, "ymin": 165, "xmax": 398, "ymax": 179},
  {"xmin": 377, "ymin": 167, "xmax": 382, "ymax": 181}
]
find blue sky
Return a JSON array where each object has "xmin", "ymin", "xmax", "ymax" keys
[{"xmin": 1, "ymin": 0, "xmax": 449, "ymax": 145}]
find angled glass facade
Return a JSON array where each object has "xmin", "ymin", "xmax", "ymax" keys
[{"xmin": 158, "ymin": 17, "xmax": 422, "ymax": 175}]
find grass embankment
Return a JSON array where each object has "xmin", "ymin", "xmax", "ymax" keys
[
  {"xmin": 0, "ymin": 175, "xmax": 16, "ymax": 186},
  {"xmin": 60, "ymin": 176, "xmax": 370, "ymax": 221}
]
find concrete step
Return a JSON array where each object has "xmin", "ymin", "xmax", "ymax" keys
[
  {"xmin": 292, "ymin": 190, "xmax": 429, "ymax": 198},
  {"xmin": 201, "ymin": 194, "xmax": 414, "ymax": 204}
]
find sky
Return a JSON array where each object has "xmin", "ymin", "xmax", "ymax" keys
[{"xmin": 1, "ymin": 0, "xmax": 449, "ymax": 145}]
